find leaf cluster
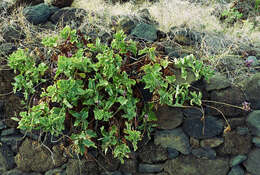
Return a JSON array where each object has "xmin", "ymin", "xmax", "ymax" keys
[{"xmin": 8, "ymin": 26, "xmax": 214, "ymax": 163}]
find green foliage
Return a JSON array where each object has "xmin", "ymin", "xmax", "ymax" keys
[
  {"xmin": 16, "ymin": 104, "xmax": 65, "ymax": 136},
  {"xmin": 255, "ymin": 0, "xmax": 260, "ymax": 10},
  {"xmin": 221, "ymin": 8, "xmax": 243, "ymax": 24},
  {"xmin": 8, "ymin": 26, "xmax": 214, "ymax": 163},
  {"xmin": 141, "ymin": 53, "xmax": 213, "ymax": 107},
  {"xmin": 8, "ymin": 49, "xmax": 48, "ymax": 100}
]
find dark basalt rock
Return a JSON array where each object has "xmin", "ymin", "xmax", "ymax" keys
[
  {"xmin": 15, "ymin": 139, "xmax": 67, "ymax": 173},
  {"xmin": 0, "ymin": 144, "xmax": 15, "ymax": 173},
  {"xmin": 138, "ymin": 164, "xmax": 163, "ymax": 173},
  {"xmin": 23, "ymin": 3, "xmax": 53, "ymax": 25},
  {"xmin": 217, "ymin": 131, "xmax": 251, "ymax": 156},
  {"xmin": 50, "ymin": 7, "xmax": 87, "ymax": 28},
  {"xmin": 138, "ymin": 142, "xmax": 168, "ymax": 163},
  {"xmin": 155, "ymin": 106, "xmax": 183, "ymax": 130},
  {"xmin": 204, "ymin": 73, "xmax": 231, "ymax": 92},
  {"xmin": 230, "ymin": 155, "xmax": 247, "ymax": 167},
  {"xmin": 243, "ymin": 149, "xmax": 260, "ymax": 175},
  {"xmin": 164, "ymin": 156, "xmax": 229, "ymax": 175},
  {"xmin": 228, "ymin": 165, "xmax": 245, "ymax": 175},
  {"xmin": 154, "ymin": 128, "xmax": 191, "ymax": 155},
  {"xmin": 191, "ymin": 147, "xmax": 216, "ymax": 159},
  {"xmin": 247, "ymin": 110, "xmax": 260, "ymax": 136},
  {"xmin": 183, "ymin": 116, "xmax": 224, "ymax": 139},
  {"xmin": 244, "ymin": 73, "xmax": 260, "ymax": 109},
  {"xmin": 200, "ymin": 137, "xmax": 224, "ymax": 148},
  {"xmin": 209, "ymin": 86, "xmax": 246, "ymax": 117},
  {"xmin": 167, "ymin": 148, "xmax": 179, "ymax": 159},
  {"xmin": 130, "ymin": 23, "xmax": 158, "ymax": 41}
]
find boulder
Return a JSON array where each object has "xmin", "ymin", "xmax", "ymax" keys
[
  {"xmin": 138, "ymin": 142, "xmax": 168, "ymax": 163},
  {"xmin": 228, "ymin": 166, "xmax": 245, "ymax": 175},
  {"xmin": 15, "ymin": 139, "xmax": 67, "ymax": 173},
  {"xmin": 217, "ymin": 131, "xmax": 251, "ymax": 155},
  {"xmin": 183, "ymin": 107, "xmax": 203, "ymax": 118},
  {"xmin": 154, "ymin": 128, "xmax": 191, "ymax": 155},
  {"xmin": 243, "ymin": 149, "xmax": 260, "ymax": 175},
  {"xmin": 228, "ymin": 117, "xmax": 245, "ymax": 129},
  {"xmin": 130, "ymin": 23, "xmax": 158, "ymax": 41},
  {"xmin": 191, "ymin": 147, "xmax": 216, "ymax": 159},
  {"xmin": 23, "ymin": 3, "xmax": 57, "ymax": 25},
  {"xmin": 164, "ymin": 156, "xmax": 229, "ymax": 175},
  {"xmin": 230, "ymin": 155, "xmax": 247, "ymax": 167},
  {"xmin": 200, "ymin": 137, "xmax": 224, "ymax": 148},
  {"xmin": 0, "ymin": 144, "xmax": 15, "ymax": 173},
  {"xmin": 209, "ymin": 86, "xmax": 246, "ymax": 117},
  {"xmin": 247, "ymin": 110, "xmax": 260, "ymax": 136},
  {"xmin": 245, "ymin": 73, "xmax": 260, "ymax": 109},
  {"xmin": 204, "ymin": 73, "xmax": 231, "ymax": 91},
  {"xmin": 183, "ymin": 116, "xmax": 224, "ymax": 139},
  {"xmin": 155, "ymin": 106, "xmax": 183, "ymax": 129}
]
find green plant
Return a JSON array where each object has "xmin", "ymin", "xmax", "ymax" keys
[
  {"xmin": 255, "ymin": 0, "xmax": 260, "ymax": 10},
  {"xmin": 9, "ymin": 26, "xmax": 214, "ymax": 163},
  {"xmin": 8, "ymin": 49, "xmax": 48, "ymax": 100},
  {"xmin": 221, "ymin": 8, "xmax": 243, "ymax": 24}
]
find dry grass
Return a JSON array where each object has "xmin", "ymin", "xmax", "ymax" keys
[
  {"xmin": 0, "ymin": 5, "xmax": 65, "ymax": 48},
  {"xmin": 71, "ymin": 0, "xmax": 259, "ymax": 88},
  {"xmin": 72, "ymin": 0, "xmax": 259, "ymax": 43},
  {"xmin": 0, "ymin": 0, "xmax": 258, "ymax": 88}
]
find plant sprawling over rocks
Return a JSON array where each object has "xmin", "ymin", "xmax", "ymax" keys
[{"xmin": 8, "ymin": 26, "xmax": 214, "ymax": 162}]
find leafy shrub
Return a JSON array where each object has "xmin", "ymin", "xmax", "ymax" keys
[
  {"xmin": 255, "ymin": 0, "xmax": 260, "ymax": 10},
  {"xmin": 221, "ymin": 8, "xmax": 243, "ymax": 24},
  {"xmin": 8, "ymin": 49, "xmax": 48, "ymax": 100},
  {"xmin": 8, "ymin": 26, "xmax": 214, "ymax": 163}
]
